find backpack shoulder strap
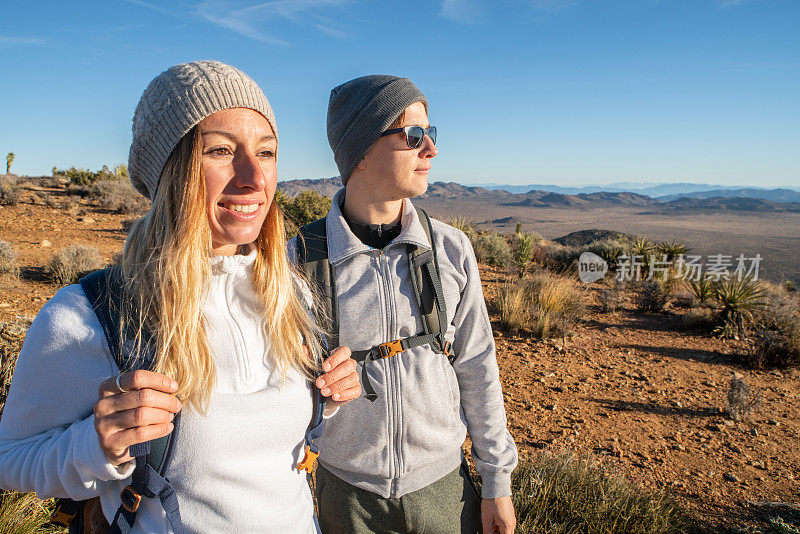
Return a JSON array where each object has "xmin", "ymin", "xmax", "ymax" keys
[
  {"xmin": 297, "ymin": 217, "xmax": 338, "ymax": 350},
  {"xmin": 78, "ymin": 268, "xmax": 184, "ymax": 534},
  {"xmin": 407, "ymin": 208, "xmax": 452, "ymax": 362}
]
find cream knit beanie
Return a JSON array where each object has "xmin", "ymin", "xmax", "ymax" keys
[{"xmin": 128, "ymin": 60, "xmax": 276, "ymax": 200}]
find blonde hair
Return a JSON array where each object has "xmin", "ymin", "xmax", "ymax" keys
[{"xmin": 122, "ymin": 127, "xmax": 322, "ymax": 412}]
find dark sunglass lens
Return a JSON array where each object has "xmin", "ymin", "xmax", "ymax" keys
[
  {"xmin": 428, "ymin": 126, "xmax": 437, "ymax": 145},
  {"xmin": 406, "ymin": 126, "xmax": 424, "ymax": 148}
]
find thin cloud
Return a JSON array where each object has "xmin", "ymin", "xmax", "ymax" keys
[
  {"xmin": 194, "ymin": 0, "xmax": 353, "ymax": 45},
  {"xmin": 530, "ymin": 0, "xmax": 577, "ymax": 11},
  {"xmin": 440, "ymin": 0, "xmax": 482, "ymax": 23},
  {"xmin": 122, "ymin": 0, "xmax": 178, "ymax": 17},
  {"xmin": 0, "ymin": 35, "xmax": 45, "ymax": 45}
]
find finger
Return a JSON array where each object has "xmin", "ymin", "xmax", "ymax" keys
[
  {"xmin": 316, "ymin": 357, "xmax": 356, "ymax": 390},
  {"xmin": 96, "ymin": 389, "xmax": 182, "ymax": 417},
  {"xmin": 99, "ymin": 370, "xmax": 178, "ymax": 398},
  {"xmin": 320, "ymin": 346, "xmax": 352, "ymax": 373},
  {"xmin": 107, "ymin": 422, "xmax": 174, "ymax": 452},
  {"xmin": 318, "ymin": 370, "xmax": 359, "ymax": 397},
  {"xmin": 100, "ymin": 407, "xmax": 176, "ymax": 434},
  {"xmin": 328, "ymin": 384, "xmax": 362, "ymax": 403}
]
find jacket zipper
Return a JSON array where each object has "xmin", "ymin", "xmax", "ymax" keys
[
  {"xmin": 224, "ymin": 271, "xmax": 251, "ymax": 381},
  {"xmin": 375, "ymin": 251, "xmax": 395, "ymax": 486},
  {"xmin": 380, "ymin": 251, "xmax": 403, "ymax": 498}
]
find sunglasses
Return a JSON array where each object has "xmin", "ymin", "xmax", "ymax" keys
[{"xmin": 379, "ymin": 125, "xmax": 437, "ymax": 149}]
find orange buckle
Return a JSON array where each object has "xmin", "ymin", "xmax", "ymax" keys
[
  {"xmin": 296, "ymin": 445, "xmax": 319, "ymax": 473},
  {"xmin": 120, "ymin": 485, "xmax": 142, "ymax": 513},
  {"xmin": 377, "ymin": 340, "xmax": 403, "ymax": 359},
  {"xmin": 49, "ymin": 507, "xmax": 78, "ymax": 527},
  {"xmin": 443, "ymin": 340, "xmax": 452, "ymax": 356}
]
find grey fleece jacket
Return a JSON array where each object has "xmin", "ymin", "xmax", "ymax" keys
[{"xmin": 289, "ymin": 189, "xmax": 517, "ymax": 499}]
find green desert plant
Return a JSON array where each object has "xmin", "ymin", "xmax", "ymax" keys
[
  {"xmin": 278, "ymin": 190, "xmax": 332, "ymax": 230},
  {"xmin": 46, "ymin": 245, "xmax": 104, "ymax": 285},
  {"xmin": 5, "ymin": 152, "xmax": 14, "ymax": 174},
  {"xmin": 713, "ymin": 277, "xmax": 766, "ymax": 337},
  {"xmin": 686, "ymin": 277, "xmax": 715, "ymax": 305},
  {"xmin": 56, "ymin": 165, "xmax": 116, "ymax": 188},
  {"xmin": 471, "ymin": 231, "xmax": 511, "ymax": 268},
  {"xmin": 513, "ymin": 232, "xmax": 538, "ymax": 276},
  {"xmin": 511, "ymin": 451, "xmax": 689, "ymax": 534},
  {"xmin": 89, "ymin": 177, "xmax": 150, "ymax": 214},
  {"xmin": 541, "ymin": 244, "xmax": 580, "ymax": 274},
  {"xmin": 632, "ymin": 236, "xmax": 655, "ymax": 259},
  {"xmin": 0, "ymin": 241, "xmax": 20, "ymax": 280},
  {"xmin": 656, "ymin": 239, "xmax": 688, "ymax": 262}
]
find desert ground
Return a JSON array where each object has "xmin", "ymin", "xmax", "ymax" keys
[{"xmin": 1, "ymin": 178, "xmax": 799, "ymax": 532}]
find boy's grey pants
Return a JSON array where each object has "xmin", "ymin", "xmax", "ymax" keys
[{"xmin": 316, "ymin": 464, "xmax": 482, "ymax": 534}]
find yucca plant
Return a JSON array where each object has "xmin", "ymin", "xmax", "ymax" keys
[
  {"xmin": 656, "ymin": 239, "xmax": 688, "ymax": 262},
  {"xmin": 713, "ymin": 277, "xmax": 766, "ymax": 338},
  {"xmin": 447, "ymin": 215, "xmax": 477, "ymax": 237},
  {"xmin": 513, "ymin": 232, "xmax": 538, "ymax": 276},
  {"xmin": 632, "ymin": 236, "xmax": 655, "ymax": 258},
  {"xmin": 686, "ymin": 277, "xmax": 715, "ymax": 304}
]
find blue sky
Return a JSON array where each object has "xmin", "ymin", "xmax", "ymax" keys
[{"xmin": 1, "ymin": 0, "xmax": 798, "ymax": 187}]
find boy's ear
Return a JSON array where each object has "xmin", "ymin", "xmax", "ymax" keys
[{"xmin": 356, "ymin": 157, "xmax": 367, "ymax": 170}]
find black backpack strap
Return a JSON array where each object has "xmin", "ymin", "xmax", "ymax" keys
[
  {"xmin": 78, "ymin": 269, "xmax": 184, "ymax": 534},
  {"xmin": 297, "ymin": 218, "xmax": 338, "ymax": 351}
]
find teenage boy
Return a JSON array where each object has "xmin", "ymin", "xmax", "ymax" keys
[{"xmin": 295, "ymin": 75, "xmax": 517, "ymax": 534}]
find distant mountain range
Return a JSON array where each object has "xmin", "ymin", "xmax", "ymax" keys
[
  {"xmin": 277, "ymin": 178, "xmax": 800, "ymax": 212},
  {"xmin": 464, "ymin": 181, "xmax": 800, "ymax": 199}
]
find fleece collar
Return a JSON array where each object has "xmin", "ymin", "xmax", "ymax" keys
[{"xmin": 325, "ymin": 188, "xmax": 431, "ymax": 265}]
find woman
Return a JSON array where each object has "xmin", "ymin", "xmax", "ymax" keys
[{"xmin": 0, "ymin": 60, "xmax": 360, "ymax": 533}]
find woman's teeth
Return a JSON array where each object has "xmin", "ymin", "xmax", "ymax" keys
[{"xmin": 224, "ymin": 203, "xmax": 259, "ymax": 213}]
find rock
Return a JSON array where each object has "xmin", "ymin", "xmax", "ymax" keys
[
  {"xmin": 77, "ymin": 216, "xmax": 96, "ymax": 224},
  {"xmin": 723, "ymin": 472, "xmax": 740, "ymax": 483},
  {"xmin": 708, "ymin": 423, "xmax": 724, "ymax": 432},
  {"xmin": 724, "ymin": 419, "xmax": 735, "ymax": 427},
  {"xmin": 767, "ymin": 419, "xmax": 780, "ymax": 426},
  {"xmin": 544, "ymin": 404, "xmax": 557, "ymax": 411},
  {"xmin": 729, "ymin": 443, "xmax": 743, "ymax": 454},
  {"xmin": 733, "ymin": 372, "xmax": 745, "ymax": 380},
  {"xmin": 40, "ymin": 239, "xmax": 52, "ymax": 247}
]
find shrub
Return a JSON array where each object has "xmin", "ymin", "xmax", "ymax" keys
[
  {"xmin": 511, "ymin": 451, "xmax": 689, "ymax": 534},
  {"xmin": 472, "ymin": 232, "xmax": 511, "ymax": 268},
  {"xmin": 635, "ymin": 280, "xmax": 669, "ymax": 313},
  {"xmin": 277, "ymin": 190, "xmax": 331, "ymax": 231},
  {"xmin": 89, "ymin": 177, "xmax": 150, "ymax": 214},
  {"xmin": 0, "ymin": 241, "xmax": 20, "ymax": 280},
  {"xmin": 679, "ymin": 307, "xmax": 719, "ymax": 331},
  {"xmin": 542, "ymin": 244, "xmax": 580, "ymax": 274},
  {"xmin": 55, "ymin": 164, "xmax": 116, "ymax": 186},
  {"xmin": 748, "ymin": 327, "xmax": 800, "ymax": 369},
  {"xmin": 725, "ymin": 378, "xmax": 761, "ymax": 422},
  {"xmin": 0, "ymin": 176, "xmax": 20, "ymax": 206},
  {"xmin": 0, "ymin": 491, "xmax": 59, "ymax": 534},
  {"xmin": 587, "ymin": 237, "xmax": 632, "ymax": 269},
  {"xmin": 598, "ymin": 280, "xmax": 625, "ymax": 313},
  {"xmin": 46, "ymin": 245, "xmax": 104, "ymax": 285}
]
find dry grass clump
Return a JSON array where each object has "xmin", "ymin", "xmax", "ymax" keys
[
  {"xmin": 541, "ymin": 244, "xmax": 580, "ymax": 274},
  {"xmin": 1, "ymin": 318, "xmax": 31, "ymax": 413},
  {"xmin": 725, "ymin": 378, "xmax": 761, "ymax": 422},
  {"xmin": 679, "ymin": 307, "xmax": 719, "ymax": 331},
  {"xmin": 0, "ymin": 491, "xmax": 60, "ymax": 534},
  {"xmin": 0, "ymin": 241, "xmax": 20, "ymax": 280},
  {"xmin": 46, "ymin": 245, "xmax": 104, "ymax": 285},
  {"xmin": 598, "ymin": 280, "xmax": 626, "ymax": 313},
  {"xmin": 0, "ymin": 176, "xmax": 20, "ymax": 206},
  {"xmin": 471, "ymin": 231, "xmax": 511, "ymax": 268},
  {"xmin": 492, "ymin": 272, "xmax": 584, "ymax": 339},
  {"xmin": 511, "ymin": 451, "xmax": 689, "ymax": 534}
]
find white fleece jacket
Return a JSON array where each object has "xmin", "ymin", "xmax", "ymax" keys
[{"xmin": 0, "ymin": 251, "xmax": 319, "ymax": 533}]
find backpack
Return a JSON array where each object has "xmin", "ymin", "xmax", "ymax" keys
[
  {"xmin": 295, "ymin": 207, "xmax": 454, "ymax": 402},
  {"xmin": 50, "ymin": 267, "xmax": 327, "ymax": 533}
]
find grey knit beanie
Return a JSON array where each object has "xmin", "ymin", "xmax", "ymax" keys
[
  {"xmin": 128, "ymin": 60, "xmax": 277, "ymax": 200},
  {"xmin": 327, "ymin": 75, "xmax": 427, "ymax": 185}
]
